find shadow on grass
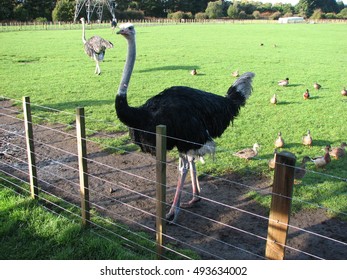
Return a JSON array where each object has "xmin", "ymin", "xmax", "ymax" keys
[
  {"xmin": 139, "ymin": 65, "xmax": 199, "ymax": 73},
  {"xmin": 307, "ymin": 96, "xmax": 321, "ymax": 100},
  {"xmin": 276, "ymin": 101, "xmax": 301, "ymax": 106},
  {"xmin": 35, "ymin": 99, "xmax": 113, "ymax": 111},
  {"xmin": 286, "ymin": 83, "xmax": 303, "ymax": 87},
  {"xmin": 274, "ymin": 139, "xmax": 333, "ymax": 151}
]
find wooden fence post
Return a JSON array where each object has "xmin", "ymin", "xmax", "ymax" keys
[
  {"xmin": 22, "ymin": 96, "xmax": 38, "ymax": 199},
  {"xmin": 76, "ymin": 107, "xmax": 90, "ymax": 227},
  {"xmin": 156, "ymin": 125, "xmax": 167, "ymax": 259},
  {"xmin": 265, "ymin": 151, "xmax": 296, "ymax": 260}
]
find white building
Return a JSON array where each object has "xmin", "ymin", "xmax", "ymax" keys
[{"xmin": 278, "ymin": 17, "xmax": 305, "ymax": 24}]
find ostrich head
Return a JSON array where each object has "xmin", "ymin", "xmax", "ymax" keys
[
  {"xmin": 116, "ymin": 23, "xmax": 136, "ymax": 97},
  {"xmin": 117, "ymin": 23, "xmax": 136, "ymax": 38},
  {"xmin": 80, "ymin": 17, "xmax": 85, "ymax": 23}
]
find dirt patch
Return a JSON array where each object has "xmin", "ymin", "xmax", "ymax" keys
[{"xmin": 1, "ymin": 99, "xmax": 346, "ymax": 259}]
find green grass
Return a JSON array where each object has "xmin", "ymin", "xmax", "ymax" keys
[
  {"xmin": 0, "ymin": 177, "xmax": 198, "ymax": 259},
  {"xmin": 0, "ymin": 23, "xmax": 347, "ymax": 220}
]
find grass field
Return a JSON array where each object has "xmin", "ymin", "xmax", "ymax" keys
[
  {"xmin": 0, "ymin": 177, "xmax": 198, "ymax": 259},
  {"xmin": 0, "ymin": 23, "xmax": 347, "ymax": 218}
]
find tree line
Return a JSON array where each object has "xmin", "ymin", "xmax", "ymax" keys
[{"xmin": 1, "ymin": 0, "xmax": 346, "ymax": 22}]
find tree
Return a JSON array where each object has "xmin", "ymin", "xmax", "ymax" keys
[
  {"xmin": 0, "ymin": 0, "xmax": 14, "ymax": 20},
  {"xmin": 318, "ymin": 0, "xmax": 340, "ymax": 13},
  {"xmin": 338, "ymin": 7, "xmax": 347, "ymax": 18},
  {"xmin": 337, "ymin": 1, "xmax": 345, "ymax": 12},
  {"xmin": 270, "ymin": 11, "xmax": 282, "ymax": 20},
  {"xmin": 238, "ymin": 10, "xmax": 247, "ymax": 19},
  {"xmin": 227, "ymin": 1, "xmax": 239, "ymax": 19},
  {"xmin": 310, "ymin": 8, "xmax": 324, "ymax": 19},
  {"xmin": 13, "ymin": 3, "xmax": 29, "ymax": 21},
  {"xmin": 165, "ymin": 0, "xmax": 210, "ymax": 15},
  {"xmin": 135, "ymin": 0, "xmax": 165, "ymax": 17},
  {"xmin": 252, "ymin": 10, "xmax": 261, "ymax": 19},
  {"xmin": 205, "ymin": 0, "xmax": 224, "ymax": 19},
  {"xmin": 296, "ymin": 0, "xmax": 340, "ymax": 17},
  {"xmin": 195, "ymin": 12, "xmax": 208, "ymax": 20},
  {"xmin": 52, "ymin": 0, "xmax": 75, "ymax": 21},
  {"xmin": 116, "ymin": 0, "xmax": 133, "ymax": 11},
  {"xmin": 238, "ymin": 0, "xmax": 256, "ymax": 15},
  {"xmin": 167, "ymin": 10, "xmax": 193, "ymax": 20},
  {"xmin": 273, "ymin": 3, "xmax": 293, "ymax": 15}
]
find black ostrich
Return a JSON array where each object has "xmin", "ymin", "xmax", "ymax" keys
[{"xmin": 115, "ymin": 23, "xmax": 255, "ymax": 223}]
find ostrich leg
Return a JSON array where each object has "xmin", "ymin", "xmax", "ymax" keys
[
  {"xmin": 93, "ymin": 54, "xmax": 101, "ymax": 75},
  {"xmin": 166, "ymin": 155, "xmax": 189, "ymax": 223},
  {"xmin": 95, "ymin": 60, "xmax": 101, "ymax": 75},
  {"xmin": 181, "ymin": 156, "xmax": 201, "ymax": 207}
]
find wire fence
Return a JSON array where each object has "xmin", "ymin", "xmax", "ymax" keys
[
  {"xmin": 1, "ymin": 96, "xmax": 347, "ymax": 260},
  {"xmin": 1, "ymin": 19, "xmax": 346, "ymax": 32}
]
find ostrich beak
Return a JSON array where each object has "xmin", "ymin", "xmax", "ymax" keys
[
  {"xmin": 117, "ymin": 23, "xmax": 134, "ymax": 36},
  {"xmin": 117, "ymin": 28, "xmax": 130, "ymax": 36}
]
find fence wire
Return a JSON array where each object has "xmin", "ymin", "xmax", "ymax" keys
[{"xmin": 1, "ymin": 97, "xmax": 347, "ymax": 260}]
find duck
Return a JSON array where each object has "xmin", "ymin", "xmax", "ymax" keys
[
  {"xmin": 329, "ymin": 142, "xmax": 347, "ymax": 159},
  {"xmin": 268, "ymin": 149, "xmax": 278, "ymax": 169},
  {"xmin": 270, "ymin": 94, "xmax": 277, "ymax": 105},
  {"xmin": 234, "ymin": 143, "xmax": 260, "ymax": 160},
  {"xmin": 303, "ymin": 89, "xmax": 310, "ymax": 100},
  {"xmin": 294, "ymin": 156, "xmax": 311, "ymax": 181},
  {"xmin": 341, "ymin": 87, "xmax": 347, "ymax": 96},
  {"xmin": 302, "ymin": 130, "xmax": 313, "ymax": 146},
  {"xmin": 190, "ymin": 69, "xmax": 197, "ymax": 75},
  {"xmin": 278, "ymin": 78, "xmax": 289, "ymax": 86},
  {"xmin": 231, "ymin": 70, "xmax": 239, "ymax": 77},
  {"xmin": 310, "ymin": 145, "xmax": 331, "ymax": 168},
  {"xmin": 313, "ymin": 82, "xmax": 321, "ymax": 90},
  {"xmin": 274, "ymin": 132, "xmax": 284, "ymax": 148}
]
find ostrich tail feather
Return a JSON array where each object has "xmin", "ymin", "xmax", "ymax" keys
[{"xmin": 227, "ymin": 72, "xmax": 255, "ymax": 100}]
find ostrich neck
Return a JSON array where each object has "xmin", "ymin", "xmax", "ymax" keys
[
  {"xmin": 81, "ymin": 21, "xmax": 86, "ymax": 44},
  {"xmin": 117, "ymin": 37, "xmax": 136, "ymax": 96}
]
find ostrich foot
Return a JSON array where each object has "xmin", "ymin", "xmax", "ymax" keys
[
  {"xmin": 181, "ymin": 196, "xmax": 201, "ymax": 208},
  {"xmin": 166, "ymin": 212, "xmax": 174, "ymax": 222},
  {"xmin": 165, "ymin": 211, "xmax": 177, "ymax": 225},
  {"xmin": 165, "ymin": 205, "xmax": 181, "ymax": 225}
]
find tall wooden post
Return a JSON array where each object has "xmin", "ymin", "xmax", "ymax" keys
[
  {"xmin": 76, "ymin": 107, "xmax": 90, "ymax": 227},
  {"xmin": 156, "ymin": 125, "xmax": 167, "ymax": 259},
  {"xmin": 22, "ymin": 96, "xmax": 38, "ymax": 199},
  {"xmin": 265, "ymin": 151, "xmax": 296, "ymax": 260}
]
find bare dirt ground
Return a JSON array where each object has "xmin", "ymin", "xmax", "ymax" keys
[{"xmin": 1, "ymin": 99, "xmax": 346, "ymax": 260}]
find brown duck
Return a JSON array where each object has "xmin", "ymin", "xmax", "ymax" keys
[
  {"xmin": 329, "ymin": 142, "xmax": 347, "ymax": 159},
  {"xmin": 270, "ymin": 94, "xmax": 277, "ymax": 105},
  {"xmin": 294, "ymin": 156, "xmax": 311, "ymax": 180},
  {"xmin": 232, "ymin": 70, "xmax": 239, "ymax": 77},
  {"xmin": 313, "ymin": 82, "xmax": 321, "ymax": 90},
  {"xmin": 268, "ymin": 149, "xmax": 278, "ymax": 169},
  {"xmin": 303, "ymin": 89, "xmax": 310, "ymax": 100},
  {"xmin": 302, "ymin": 130, "xmax": 313, "ymax": 146},
  {"xmin": 310, "ymin": 146, "xmax": 331, "ymax": 168},
  {"xmin": 234, "ymin": 143, "xmax": 260, "ymax": 160},
  {"xmin": 274, "ymin": 132, "xmax": 284, "ymax": 148},
  {"xmin": 278, "ymin": 78, "xmax": 289, "ymax": 86}
]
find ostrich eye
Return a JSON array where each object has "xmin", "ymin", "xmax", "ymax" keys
[{"xmin": 129, "ymin": 26, "xmax": 134, "ymax": 30}]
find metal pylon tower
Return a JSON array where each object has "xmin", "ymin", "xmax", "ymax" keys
[{"xmin": 74, "ymin": 0, "xmax": 117, "ymax": 23}]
